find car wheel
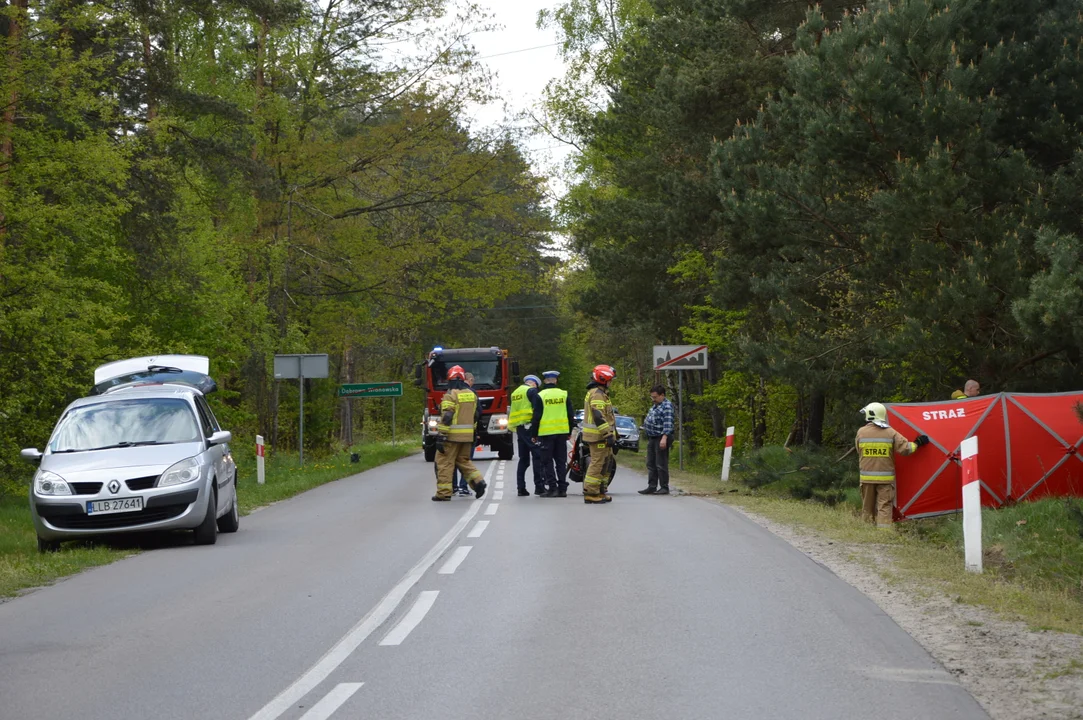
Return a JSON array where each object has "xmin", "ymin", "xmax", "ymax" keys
[
  {"xmin": 193, "ymin": 486, "xmax": 218, "ymax": 546},
  {"xmin": 423, "ymin": 446, "xmax": 436, "ymax": 462},
  {"xmin": 217, "ymin": 481, "xmax": 240, "ymax": 533},
  {"xmin": 37, "ymin": 536, "xmax": 60, "ymax": 553}
]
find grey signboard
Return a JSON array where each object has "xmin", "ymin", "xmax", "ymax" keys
[{"xmin": 274, "ymin": 354, "xmax": 329, "ymax": 380}]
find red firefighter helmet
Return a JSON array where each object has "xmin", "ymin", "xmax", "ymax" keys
[
  {"xmin": 592, "ymin": 364, "xmax": 616, "ymax": 384},
  {"xmin": 447, "ymin": 365, "xmax": 467, "ymax": 381}
]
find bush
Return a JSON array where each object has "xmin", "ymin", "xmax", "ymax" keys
[{"xmin": 737, "ymin": 444, "xmax": 856, "ymax": 501}]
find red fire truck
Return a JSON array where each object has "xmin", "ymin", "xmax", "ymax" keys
[{"xmin": 414, "ymin": 346, "xmax": 519, "ymax": 462}]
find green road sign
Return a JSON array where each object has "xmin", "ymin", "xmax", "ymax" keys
[{"xmin": 338, "ymin": 382, "xmax": 403, "ymax": 398}]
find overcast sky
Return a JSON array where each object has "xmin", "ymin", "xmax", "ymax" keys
[{"xmin": 465, "ymin": 1, "xmax": 574, "ymax": 197}]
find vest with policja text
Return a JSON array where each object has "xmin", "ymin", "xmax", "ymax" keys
[{"xmin": 537, "ymin": 387, "xmax": 570, "ymax": 436}]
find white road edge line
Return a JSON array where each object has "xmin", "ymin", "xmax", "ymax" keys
[
  {"xmin": 246, "ymin": 460, "xmax": 498, "ymax": 720},
  {"xmin": 485, "ymin": 503, "xmax": 499, "ymax": 516},
  {"xmin": 298, "ymin": 683, "xmax": 364, "ymax": 720},
  {"xmin": 437, "ymin": 546, "xmax": 472, "ymax": 575},
  {"xmin": 379, "ymin": 591, "xmax": 440, "ymax": 646},
  {"xmin": 467, "ymin": 520, "xmax": 489, "ymax": 538}
]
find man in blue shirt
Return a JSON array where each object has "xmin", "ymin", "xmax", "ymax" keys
[{"xmin": 639, "ymin": 384, "xmax": 674, "ymax": 495}]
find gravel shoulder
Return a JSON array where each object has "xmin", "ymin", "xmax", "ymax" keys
[{"xmin": 720, "ymin": 499, "xmax": 1083, "ymax": 720}]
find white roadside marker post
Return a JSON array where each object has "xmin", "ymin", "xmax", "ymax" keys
[
  {"xmin": 721, "ymin": 426, "xmax": 735, "ymax": 482},
  {"xmin": 256, "ymin": 434, "xmax": 266, "ymax": 485},
  {"xmin": 961, "ymin": 436, "xmax": 982, "ymax": 573}
]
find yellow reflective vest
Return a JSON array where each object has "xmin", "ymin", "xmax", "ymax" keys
[
  {"xmin": 537, "ymin": 387, "xmax": 570, "ymax": 436},
  {"xmin": 581, "ymin": 386, "xmax": 613, "ymax": 443},
  {"xmin": 855, "ymin": 423, "xmax": 916, "ymax": 483},
  {"xmin": 438, "ymin": 388, "xmax": 478, "ymax": 442},
  {"xmin": 508, "ymin": 384, "xmax": 534, "ymax": 430}
]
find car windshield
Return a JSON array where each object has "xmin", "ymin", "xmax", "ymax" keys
[
  {"xmin": 48, "ymin": 399, "xmax": 201, "ymax": 453},
  {"xmin": 431, "ymin": 359, "xmax": 502, "ymax": 390},
  {"xmin": 616, "ymin": 416, "xmax": 636, "ymax": 429}
]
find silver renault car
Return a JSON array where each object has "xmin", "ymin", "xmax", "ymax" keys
[{"xmin": 21, "ymin": 355, "xmax": 239, "ymax": 552}]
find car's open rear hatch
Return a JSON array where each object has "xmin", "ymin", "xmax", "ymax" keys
[{"xmin": 92, "ymin": 355, "xmax": 217, "ymax": 396}]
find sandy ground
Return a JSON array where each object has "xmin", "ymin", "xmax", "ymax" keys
[{"xmin": 720, "ymin": 500, "xmax": 1083, "ymax": 720}]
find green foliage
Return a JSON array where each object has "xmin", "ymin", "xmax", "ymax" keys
[
  {"xmin": 736, "ymin": 445, "xmax": 853, "ymax": 503},
  {"xmin": 897, "ymin": 497, "xmax": 1083, "ymax": 602},
  {"xmin": 547, "ymin": 0, "xmax": 1083, "ymax": 462},
  {"xmin": 715, "ymin": 0, "xmax": 1083, "ymax": 405},
  {"xmin": 0, "ymin": 0, "xmax": 555, "ymax": 496}
]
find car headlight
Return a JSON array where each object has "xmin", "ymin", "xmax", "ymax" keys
[
  {"xmin": 34, "ymin": 470, "xmax": 72, "ymax": 496},
  {"xmin": 158, "ymin": 457, "xmax": 201, "ymax": 488}
]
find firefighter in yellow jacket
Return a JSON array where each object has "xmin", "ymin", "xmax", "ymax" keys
[
  {"xmin": 581, "ymin": 364, "xmax": 617, "ymax": 504},
  {"xmin": 856, "ymin": 402, "xmax": 929, "ymax": 526},
  {"xmin": 433, "ymin": 365, "xmax": 488, "ymax": 502}
]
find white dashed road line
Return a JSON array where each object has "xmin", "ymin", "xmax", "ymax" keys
[
  {"xmin": 467, "ymin": 520, "xmax": 489, "ymax": 538},
  {"xmin": 485, "ymin": 503, "xmax": 499, "ymax": 516},
  {"xmin": 379, "ymin": 591, "xmax": 440, "ymax": 646},
  {"xmin": 246, "ymin": 461, "xmax": 498, "ymax": 720},
  {"xmin": 437, "ymin": 546, "xmax": 472, "ymax": 575},
  {"xmin": 298, "ymin": 683, "xmax": 364, "ymax": 720},
  {"xmin": 493, "ymin": 491, "xmax": 504, "ymax": 500}
]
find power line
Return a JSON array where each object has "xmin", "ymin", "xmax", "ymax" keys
[
  {"xmin": 476, "ymin": 42, "xmax": 561, "ymax": 61},
  {"xmin": 483, "ymin": 304, "xmax": 559, "ymax": 311}
]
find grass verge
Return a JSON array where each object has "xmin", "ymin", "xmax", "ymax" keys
[
  {"xmin": 0, "ymin": 442, "xmax": 416, "ymax": 598},
  {"xmin": 235, "ymin": 442, "xmax": 416, "ymax": 514},
  {"xmin": 617, "ymin": 451, "xmax": 1083, "ymax": 636}
]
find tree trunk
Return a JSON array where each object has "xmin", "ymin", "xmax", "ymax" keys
[
  {"xmin": 807, "ymin": 390, "xmax": 826, "ymax": 446},
  {"xmin": 1, "ymin": 0, "xmax": 28, "ymax": 239},
  {"xmin": 791, "ymin": 394, "xmax": 806, "ymax": 446},
  {"xmin": 340, "ymin": 346, "xmax": 353, "ymax": 445},
  {"xmin": 202, "ymin": 7, "xmax": 217, "ymax": 87},
  {"xmin": 752, "ymin": 378, "xmax": 768, "ymax": 448},
  {"xmin": 271, "ymin": 375, "xmax": 280, "ymax": 450},
  {"xmin": 141, "ymin": 24, "xmax": 157, "ymax": 121},
  {"xmin": 252, "ymin": 14, "xmax": 268, "ymax": 160},
  {"xmin": 707, "ymin": 354, "xmax": 724, "ymax": 438}
]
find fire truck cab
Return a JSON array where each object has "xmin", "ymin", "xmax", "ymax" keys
[{"xmin": 415, "ymin": 346, "xmax": 518, "ymax": 462}]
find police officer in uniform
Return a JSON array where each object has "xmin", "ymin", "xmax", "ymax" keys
[
  {"xmin": 508, "ymin": 374, "xmax": 542, "ymax": 496},
  {"xmin": 433, "ymin": 365, "xmax": 488, "ymax": 501},
  {"xmin": 856, "ymin": 402, "xmax": 928, "ymax": 526},
  {"xmin": 531, "ymin": 370, "xmax": 576, "ymax": 498},
  {"xmin": 581, "ymin": 365, "xmax": 617, "ymax": 504}
]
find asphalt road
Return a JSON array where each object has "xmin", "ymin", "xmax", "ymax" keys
[{"xmin": 0, "ymin": 451, "xmax": 989, "ymax": 720}]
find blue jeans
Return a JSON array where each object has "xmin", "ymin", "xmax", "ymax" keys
[{"xmin": 454, "ymin": 444, "xmax": 476, "ymax": 491}]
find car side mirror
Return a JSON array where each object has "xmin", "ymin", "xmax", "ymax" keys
[
  {"xmin": 207, "ymin": 430, "xmax": 232, "ymax": 446},
  {"xmin": 413, "ymin": 363, "xmax": 424, "ymax": 388},
  {"xmin": 20, "ymin": 448, "xmax": 43, "ymax": 463}
]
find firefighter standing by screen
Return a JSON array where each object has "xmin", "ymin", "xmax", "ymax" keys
[
  {"xmin": 531, "ymin": 370, "xmax": 576, "ymax": 498},
  {"xmin": 581, "ymin": 365, "xmax": 617, "ymax": 504},
  {"xmin": 433, "ymin": 365, "xmax": 488, "ymax": 501},
  {"xmin": 856, "ymin": 402, "xmax": 929, "ymax": 526}
]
